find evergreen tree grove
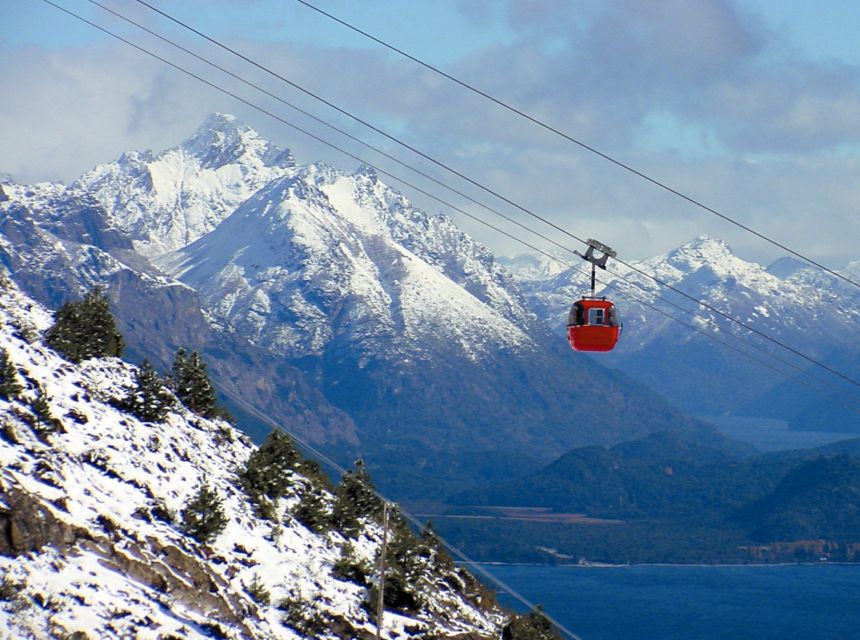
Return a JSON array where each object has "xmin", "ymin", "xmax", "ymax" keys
[{"xmin": 45, "ymin": 287, "xmax": 124, "ymax": 363}]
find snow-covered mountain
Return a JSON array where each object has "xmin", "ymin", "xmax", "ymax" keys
[
  {"xmin": 0, "ymin": 179, "xmax": 358, "ymax": 450},
  {"xmin": 507, "ymin": 235, "xmax": 860, "ymax": 425},
  {"xmin": 0, "ymin": 114, "xmax": 728, "ymax": 501},
  {"xmin": 72, "ymin": 113, "xmax": 297, "ymax": 258},
  {"xmin": 159, "ymin": 163, "xmax": 535, "ymax": 363},
  {"xmin": 0, "ymin": 274, "xmax": 506, "ymax": 638}
]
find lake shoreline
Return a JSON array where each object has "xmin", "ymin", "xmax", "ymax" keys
[{"xmin": 475, "ymin": 560, "xmax": 860, "ymax": 568}]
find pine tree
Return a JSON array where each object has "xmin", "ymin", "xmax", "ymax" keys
[
  {"xmin": 292, "ymin": 482, "xmax": 332, "ymax": 533},
  {"xmin": 182, "ymin": 484, "xmax": 228, "ymax": 544},
  {"xmin": 30, "ymin": 387, "xmax": 63, "ymax": 435},
  {"xmin": 238, "ymin": 429, "xmax": 300, "ymax": 518},
  {"xmin": 332, "ymin": 459, "xmax": 384, "ymax": 536},
  {"xmin": 45, "ymin": 287, "xmax": 124, "ymax": 363},
  {"xmin": 0, "ymin": 349, "xmax": 22, "ymax": 400},
  {"xmin": 172, "ymin": 349, "xmax": 221, "ymax": 419},
  {"xmin": 502, "ymin": 606, "xmax": 558, "ymax": 640},
  {"xmin": 115, "ymin": 360, "xmax": 175, "ymax": 423}
]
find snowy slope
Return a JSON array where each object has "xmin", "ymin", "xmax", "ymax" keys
[{"xmin": 0, "ymin": 274, "xmax": 505, "ymax": 639}]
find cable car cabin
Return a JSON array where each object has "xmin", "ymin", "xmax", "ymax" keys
[{"xmin": 567, "ymin": 298, "xmax": 621, "ymax": 352}]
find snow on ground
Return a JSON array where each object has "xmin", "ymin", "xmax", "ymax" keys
[{"xmin": 0, "ymin": 274, "xmax": 505, "ymax": 639}]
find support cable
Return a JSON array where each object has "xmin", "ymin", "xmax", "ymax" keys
[
  {"xmin": 293, "ymin": 0, "xmax": 860, "ymax": 291},
  {"xmin": 86, "ymin": 0, "xmax": 844, "ymax": 393},
  {"xmin": 39, "ymin": 0, "xmax": 860, "ymax": 406},
  {"xmin": 113, "ymin": 0, "xmax": 860, "ymax": 390}
]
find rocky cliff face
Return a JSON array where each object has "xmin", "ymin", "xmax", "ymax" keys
[{"xmin": 0, "ymin": 274, "xmax": 505, "ymax": 639}]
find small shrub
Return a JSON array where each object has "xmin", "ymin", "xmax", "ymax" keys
[
  {"xmin": 332, "ymin": 543, "xmax": 372, "ymax": 586},
  {"xmin": 502, "ymin": 606, "xmax": 559, "ymax": 640},
  {"xmin": 30, "ymin": 388, "xmax": 64, "ymax": 437},
  {"xmin": 0, "ymin": 349, "xmax": 22, "ymax": 400},
  {"xmin": 279, "ymin": 598, "xmax": 328, "ymax": 637},
  {"xmin": 245, "ymin": 574, "xmax": 271, "ymax": 606},
  {"xmin": 0, "ymin": 574, "xmax": 23, "ymax": 601},
  {"xmin": 181, "ymin": 484, "xmax": 228, "ymax": 544},
  {"xmin": 113, "ymin": 360, "xmax": 175, "ymax": 423}
]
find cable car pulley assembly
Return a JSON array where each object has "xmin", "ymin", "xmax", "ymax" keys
[{"xmin": 567, "ymin": 239, "xmax": 622, "ymax": 352}]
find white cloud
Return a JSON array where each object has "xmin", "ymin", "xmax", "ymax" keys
[{"xmin": 1, "ymin": 0, "xmax": 858, "ymax": 268}]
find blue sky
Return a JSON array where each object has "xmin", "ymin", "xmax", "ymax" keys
[{"xmin": 3, "ymin": 0, "xmax": 860, "ymax": 265}]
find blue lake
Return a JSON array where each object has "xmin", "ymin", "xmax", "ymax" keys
[{"xmin": 480, "ymin": 563, "xmax": 860, "ymax": 640}]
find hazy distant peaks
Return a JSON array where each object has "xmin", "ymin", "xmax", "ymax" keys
[{"xmin": 766, "ymin": 256, "xmax": 808, "ymax": 279}]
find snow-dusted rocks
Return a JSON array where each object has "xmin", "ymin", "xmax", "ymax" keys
[
  {"xmin": 160, "ymin": 164, "xmax": 535, "ymax": 363},
  {"xmin": 0, "ymin": 275, "xmax": 505, "ymax": 639}
]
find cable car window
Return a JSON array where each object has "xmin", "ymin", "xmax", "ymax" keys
[
  {"xmin": 568, "ymin": 302, "xmax": 584, "ymax": 326},
  {"xmin": 588, "ymin": 307, "xmax": 606, "ymax": 325}
]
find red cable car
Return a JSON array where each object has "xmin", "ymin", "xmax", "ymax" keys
[
  {"xmin": 567, "ymin": 298, "xmax": 621, "ymax": 352},
  {"xmin": 567, "ymin": 238, "xmax": 622, "ymax": 353}
]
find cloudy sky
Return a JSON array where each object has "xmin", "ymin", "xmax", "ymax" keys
[{"xmin": 3, "ymin": 0, "xmax": 860, "ymax": 266}]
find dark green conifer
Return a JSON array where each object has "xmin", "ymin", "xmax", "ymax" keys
[
  {"xmin": 172, "ymin": 349, "xmax": 222, "ymax": 419},
  {"xmin": 332, "ymin": 459, "xmax": 384, "ymax": 536},
  {"xmin": 502, "ymin": 606, "xmax": 558, "ymax": 640},
  {"xmin": 0, "ymin": 349, "xmax": 22, "ymax": 400},
  {"xmin": 116, "ymin": 360, "xmax": 175, "ymax": 423},
  {"xmin": 292, "ymin": 482, "xmax": 332, "ymax": 533},
  {"xmin": 238, "ymin": 430, "xmax": 301, "ymax": 519},
  {"xmin": 45, "ymin": 287, "xmax": 124, "ymax": 363},
  {"xmin": 181, "ymin": 483, "xmax": 228, "ymax": 544}
]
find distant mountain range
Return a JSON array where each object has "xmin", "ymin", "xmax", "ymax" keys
[
  {"xmin": 0, "ymin": 114, "xmax": 720, "ymax": 502},
  {"xmin": 502, "ymin": 237, "xmax": 860, "ymax": 432}
]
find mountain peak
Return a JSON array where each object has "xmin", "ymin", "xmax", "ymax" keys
[
  {"xmin": 679, "ymin": 234, "xmax": 732, "ymax": 255},
  {"xmin": 767, "ymin": 256, "xmax": 808, "ymax": 279},
  {"xmin": 181, "ymin": 113, "xmax": 294, "ymax": 169}
]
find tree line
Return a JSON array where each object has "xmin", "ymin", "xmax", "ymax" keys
[{"xmin": 0, "ymin": 285, "xmax": 556, "ymax": 639}]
